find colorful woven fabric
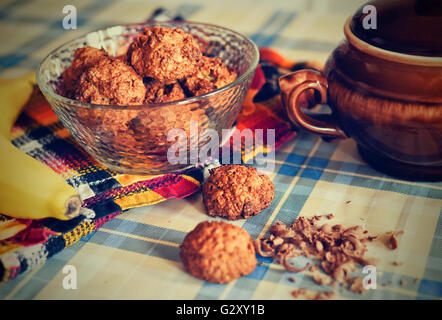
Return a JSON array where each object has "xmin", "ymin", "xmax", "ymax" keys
[{"xmin": 0, "ymin": 1, "xmax": 441, "ymax": 300}]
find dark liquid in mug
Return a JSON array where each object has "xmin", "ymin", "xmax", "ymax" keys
[{"xmin": 350, "ymin": 0, "xmax": 442, "ymax": 57}]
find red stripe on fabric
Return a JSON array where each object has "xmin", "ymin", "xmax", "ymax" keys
[
  {"xmin": 93, "ymin": 211, "xmax": 122, "ymax": 229},
  {"xmin": 153, "ymin": 176, "xmax": 200, "ymax": 199},
  {"xmin": 82, "ymin": 174, "xmax": 198, "ymax": 206},
  {"xmin": 250, "ymin": 65, "xmax": 266, "ymax": 90},
  {"xmin": 10, "ymin": 223, "xmax": 58, "ymax": 247},
  {"xmin": 234, "ymin": 107, "xmax": 294, "ymax": 150}
]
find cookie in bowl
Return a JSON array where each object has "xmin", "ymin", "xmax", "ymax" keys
[{"xmin": 127, "ymin": 25, "xmax": 202, "ymax": 84}]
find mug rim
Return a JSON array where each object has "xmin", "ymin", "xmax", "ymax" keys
[{"xmin": 344, "ymin": 17, "xmax": 442, "ymax": 67}]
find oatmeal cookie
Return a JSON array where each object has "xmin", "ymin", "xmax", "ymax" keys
[
  {"xmin": 182, "ymin": 56, "xmax": 237, "ymax": 96},
  {"xmin": 199, "ymin": 56, "xmax": 237, "ymax": 89},
  {"xmin": 61, "ymin": 46, "xmax": 108, "ymax": 96},
  {"xmin": 180, "ymin": 220, "xmax": 257, "ymax": 283},
  {"xmin": 202, "ymin": 164, "xmax": 274, "ymax": 220},
  {"xmin": 127, "ymin": 26, "xmax": 202, "ymax": 84},
  {"xmin": 74, "ymin": 56, "xmax": 146, "ymax": 105},
  {"xmin": 181, "ymin": 75, "xmax": 217, "ymax": 97},
  {"xmin": 144, "ymin": 78, "xmax": 187, "ymax": 103}
]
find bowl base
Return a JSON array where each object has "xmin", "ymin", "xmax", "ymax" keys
[{"xmin": 357, "ymin": 145, "xmax": 442, "ymax": 182}]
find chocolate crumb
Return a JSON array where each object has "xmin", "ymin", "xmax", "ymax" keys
[
  {"xmin": 388, "ymin": 235, "xmax": 398, "ymax": 250},
  {"xmin": 313, "ymin": 291, "xmax": 335, "ymax": 300},
  {"xmin": 312, "ymin": 271, "xmax": 332, "ymax": 285},
  {"xmin": 291, "ymin": 288, "xmax": 308, "ymax": 299},
  {"xmin": 255, "ymin": 215, "xmax": 377, "ymax": 296},
  {"xmin": 392, "ymin": 261, "xmax": 403, "ymax": 266},
  {"xmin": 386, "ymin": 230, "xmax": 404, "ymax": 250},
  {"xmin": 349, "ymin": 277, "xmax": 366, "ymax": 294},
  {"xmin": 310, "ymin": 264, "xmax": 319, "ymax": 272},
  {"xmin": 291, "ymin": 288, "xmax": 335, "ymax": 300}
]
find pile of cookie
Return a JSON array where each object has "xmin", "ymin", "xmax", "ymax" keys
[{"xmin": 60, "ymin": 25, "xmax": 237, "ymax": 105}]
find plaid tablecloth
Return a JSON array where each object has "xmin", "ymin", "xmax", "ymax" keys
[{"xmin": 0, "ymin": 0, "xmax": 441, "ymax": 300}]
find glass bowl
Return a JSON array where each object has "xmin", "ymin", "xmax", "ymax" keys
[{"xmin": 37, "ymin": 22, "xmax": 259, "ymax": 174}]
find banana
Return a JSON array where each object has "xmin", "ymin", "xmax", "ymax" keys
[{"xmin": 0, "ymin": 73, "xmax": 82, "ymax": 220}]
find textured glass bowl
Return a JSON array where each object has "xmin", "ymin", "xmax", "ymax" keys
[{"xmin": 37, "ymin": 22, "xmax": 259, "ymax": 174}]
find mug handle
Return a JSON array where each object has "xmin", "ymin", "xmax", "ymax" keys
[{"xmin": 279, "ymin": 69, "xmax": 347, "ymax": 140}]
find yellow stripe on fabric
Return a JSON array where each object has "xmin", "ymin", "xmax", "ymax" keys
[
  {"xmin": 243, "ymin": 144, "xmax": 271, "ymax": 164},
  {"xmin": 114, "ymin": 173, "xmax": 200, "ymax": 210},
  {"xmin": 0, "ymin": 241, "xmax": 21, "ymax": 256},
  {"xmin": 0, "ymin": 219, "xmax": 28, "ymax": 241},
  {"xmin": 114, "ymin": 189, "xmax": 165, "ymax": 211},
  {"xmin": 63, "ymin": 220, "xmax": 95, "ymax": 247},
  {"xmin": 114, "ymin": 174, "xmax": 162, "ymax": 186},
  {"xmin": 115, "ymin": 173, "xmax": 201, "ymax": 188}
]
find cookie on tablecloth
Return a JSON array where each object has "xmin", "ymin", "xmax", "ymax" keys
[
  {"xmin": 180, "ymin": 220, "xmax": 257, "ymax": 283},
  {"xmin": 202, "ymin": 164, "xmax": 274, "ymax": 220}
]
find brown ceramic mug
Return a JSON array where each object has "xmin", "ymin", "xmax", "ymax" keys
[{"xmin": 279, "ymin": 11, "xmax": 442, "ymax": 181}]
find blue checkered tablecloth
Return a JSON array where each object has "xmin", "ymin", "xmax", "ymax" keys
[{"xmin": 0, "ymin": 0, "xmax": 441, "ymax": 300}]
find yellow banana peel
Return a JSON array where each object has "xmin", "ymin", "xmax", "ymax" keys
[{"xmin": 0, "ymin": 73, "xmax": 82, "ymax": 221}]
